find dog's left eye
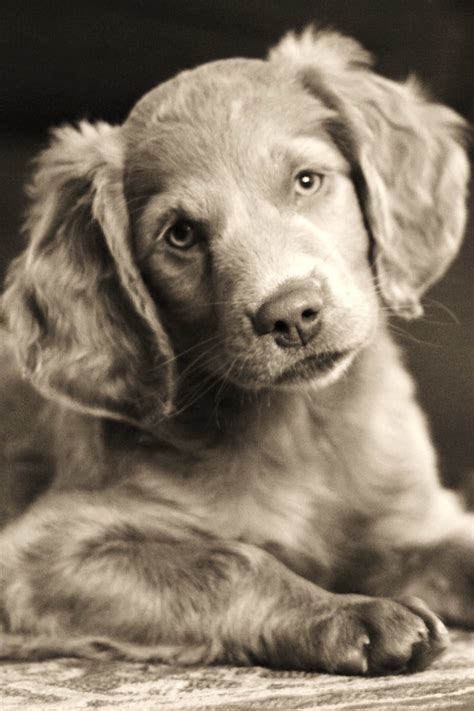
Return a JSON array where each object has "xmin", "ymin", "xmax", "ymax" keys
[
  {"xmin": 164, "ymin": 220, "xmax": 200, "ymax": 250},
  {"xmin": 294, "ymin": 170, "xmax": 324, "ymax": 196}
]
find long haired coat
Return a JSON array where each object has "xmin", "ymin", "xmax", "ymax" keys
[{"xmin": 0, "ymin": 27, "xmax": 472, "ymax": 674}]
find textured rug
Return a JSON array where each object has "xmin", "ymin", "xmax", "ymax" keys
[{"xmin": 1, "ymin": 630, "xmax": 473, "ymax": 710}]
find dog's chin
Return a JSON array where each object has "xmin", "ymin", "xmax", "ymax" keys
[
  {"xmin": 222, "ymin": 349, "xmax": 357, "ymax": 393},
  {"xmin": 273, "ymin": 349, "xmax": 356, "ymax": 390}
]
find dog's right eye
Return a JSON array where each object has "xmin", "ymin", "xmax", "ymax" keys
[
  {"xmin": 294, "ymin": 170, "xmax": 324, "ymax": 196},
  {"xmin": 164, "ymin": 221, "xmax": 200, "ymax": 250}
]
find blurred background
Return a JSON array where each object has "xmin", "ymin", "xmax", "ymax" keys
[{"xmin": 1, "ymin": 0, "xmax": 472, "ymax": 496}]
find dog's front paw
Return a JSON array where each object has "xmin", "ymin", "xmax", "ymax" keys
[
  {"xmin": 405, "ymin": 539, "xmax": 474, "ymax": 628},
  {"xmin": 313, "ymin": 595, "xmax": 449, "ymax": 675}
]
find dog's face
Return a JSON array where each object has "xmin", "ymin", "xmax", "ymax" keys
[
  {"xmin": 125, "ymin": 61, "xmax": 377, "ymax": 390},
  {"xmin": 3, "ymin": 29, "xmax": 469, "ymax": 426}
]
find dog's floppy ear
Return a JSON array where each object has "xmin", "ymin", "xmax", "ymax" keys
[
  {"xmin": 2, "ymin": 122, "xmax": 176, "ymax": 425},
  {"xmin": 270, "ymin": 27, "xmax": 470, "ymax": 318}
]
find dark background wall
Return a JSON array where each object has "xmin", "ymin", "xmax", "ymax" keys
[{"xmin": 1, "ymin": 0, "xmax": 472, "ymax": 496}]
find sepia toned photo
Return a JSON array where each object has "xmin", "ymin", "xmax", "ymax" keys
[{"xmin": 1, "ymin": 1, "xmax": 472, "ymax": 708}]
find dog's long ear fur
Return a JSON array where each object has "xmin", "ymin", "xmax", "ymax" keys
[
  {"xmin": 270, "ymin": 27, "xmax": 470, "ymax": 318},
  {"xmin": 2, "ymin": 122, "xmax": 176, "ymax": 424}
]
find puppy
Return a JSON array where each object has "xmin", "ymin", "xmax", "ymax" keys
[{"xmin": 0, "ymin": 27, "xmax": 472, "ymax": 674}]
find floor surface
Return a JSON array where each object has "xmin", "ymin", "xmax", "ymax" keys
[{"xmin": 1, "ymin": 630, "xmax": 473, "ymax": 710}]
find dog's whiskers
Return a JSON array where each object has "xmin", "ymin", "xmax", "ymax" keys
[
  {"xmin": 158, "ymin": 335, "xmax": 223, "ymax": 368},
  {"xmin": 421, "ymin": 297, "xmax": 460, "ymax": 325},
  {"xmin": 386, "ymin": 324, "xmax": 440, "ymax": 348},
  {"xmin": 175, "ymin": 340, "xmax": 231, "ymax": 384}
]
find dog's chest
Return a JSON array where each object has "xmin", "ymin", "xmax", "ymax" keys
[
  {"xmin": 138, "ymin": 406, "xmax": 350, "ymax": 579},
  {"xmin": 193, "ymin": 419, "xmax": 344, "ymax": 575}
]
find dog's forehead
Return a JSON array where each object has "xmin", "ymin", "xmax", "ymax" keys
[
  {"xmin": 123, "ymin": 58, "xmax": 336, "ymax": 186},
  {"xmin": 126, "ymin": 58, "xmax": 319, "ymax": 126}
]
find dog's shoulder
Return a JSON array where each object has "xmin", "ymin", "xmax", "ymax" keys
[
  {"xmin": 0, "ymin": 330, "xmax": 55, "ymax": 525},
  {"xmin": 0, "ymin": 329, "xmax": 48, "ymax": 439}
]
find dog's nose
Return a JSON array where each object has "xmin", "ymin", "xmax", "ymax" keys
[{"xmin": 253, "ymin": 283, "xmax": 323, "ymax": 347}]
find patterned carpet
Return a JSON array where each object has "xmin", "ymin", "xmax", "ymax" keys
[{"xmin": 1, "ymin": 630, "xmax": 473, "ymax": 710}]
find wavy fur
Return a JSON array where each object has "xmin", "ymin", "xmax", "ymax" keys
[{"xmin": 0, "ymin": 26, "xmax": 472, "ymax": 674}]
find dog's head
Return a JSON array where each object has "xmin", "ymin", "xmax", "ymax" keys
[{"xmin": 3, "ymin": 27, "xmax": 469, "ymax": 427}]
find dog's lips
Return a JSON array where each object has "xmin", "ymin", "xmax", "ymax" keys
[{"xmin": 275, "ymin": 350, "xmax": 349, "ymax": 384}]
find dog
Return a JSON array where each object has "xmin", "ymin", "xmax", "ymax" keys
[{"xmin": 0, "ymin": 26, "xmax": 472, "ymax": 675}]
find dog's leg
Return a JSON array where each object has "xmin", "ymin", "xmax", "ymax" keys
[
  {"xmin": 0, "ymin": 489, "xmax": 448, "ymax": 673},
  {"xmin": 338, "ymin": 489, "xmax": 474, "ymax": 628}
]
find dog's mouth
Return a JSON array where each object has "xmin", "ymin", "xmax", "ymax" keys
[{"xmin": 275, "ymin": 350, "xmax": 350, "ymax": 385}]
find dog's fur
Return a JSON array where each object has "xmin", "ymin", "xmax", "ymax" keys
[{"xmin": 0, "ymin": 27, "xmax": 472, "ymax": 674}]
